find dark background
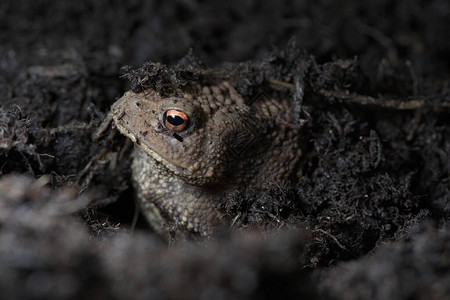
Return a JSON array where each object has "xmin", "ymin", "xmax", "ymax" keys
[{"xmin": 0, "ymin": 1, "xmax": 449, "ymax": 299}]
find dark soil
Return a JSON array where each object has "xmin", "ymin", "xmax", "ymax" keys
[{"xmin": 0, "ymin": 0, "xmax": 449, "ymax": 299}]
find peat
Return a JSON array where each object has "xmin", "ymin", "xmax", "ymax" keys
[{"xmin": 0, "ymin": 0, "xmax": 449, "ymax": 299}]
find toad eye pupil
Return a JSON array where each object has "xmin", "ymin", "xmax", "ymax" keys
[{"xmin": 167, "ymin": 115, "xmax": 184, "ymax": 126}]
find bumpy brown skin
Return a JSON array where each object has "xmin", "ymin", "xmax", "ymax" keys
[{"xmin": 111, "ymin": 81, "xmax": 301, "ymax": 238}]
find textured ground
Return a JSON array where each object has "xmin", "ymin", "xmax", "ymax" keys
[{"xmin": 0, "ymin": 1, "xmax": 449, "ymax": 299}]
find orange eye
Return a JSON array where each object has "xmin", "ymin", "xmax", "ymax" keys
[{"xmin": 163, "ymin": 109, "xmax": 190, "ymax": 132}]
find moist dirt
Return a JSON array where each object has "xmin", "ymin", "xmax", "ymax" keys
[{"xmin": 0, "ymin": 1, "xmax": 449, "ymax": 299}]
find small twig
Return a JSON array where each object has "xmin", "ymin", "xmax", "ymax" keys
[
  {"xmin": 316, "ymin": 89, "xmax": 450, "ymax": 110},
  {"xmin": 48, "ymin": 122, "xmax": 92, "ymax": 135},
  {"xmin": 38, "ymin": 153, "xmax": 58, "ymax": 160},
  {"xmin": 314, "ymin": 228, "xmax": 348, "ymax": 250},
  {"xmin": 76, "ymin": 147, "xmax": 110, "ymax": 193},
  {"xmin": 265, "ymin": 78, "xmax": 450, "ymax": 111},
  {"xmin": 20, "ymin": 152, "xmax": 36, "ymax": 177},
  {"xmin": 357, "ymin": 22, "xmax": 399, "ymax": 66},
  {"xmin": 93, "ymin": 112, "xmax": 114, "ymax": 141},
  {"xmin": 406, "ymin": 60, "xmax": 419, "ymax": 95},
  {"xmin": 406, "ymin": 110, "xmax": 423, "ymax": 141},
  {"xmin": 266, "ymin": 78, "xmax": 296, "ymax": 90},
  {"xmin": 130, "ymin": 205, "xmax": 140, "ymax": 233},
  {"xmin": 230, "ymin": 213, "xmax": 241, "ymax": 228},
  {"xmin": 249, "ymin": 208, "xmax": 281, "ymax": 223}
]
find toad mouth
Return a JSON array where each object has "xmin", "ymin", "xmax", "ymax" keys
[
  {"xmin": 113, "ymin": 118, "xmax": 191, "ymax": 174},
  {"xmin": 139, "ymin": 139, "xmax": 189, "ymax": 173}
]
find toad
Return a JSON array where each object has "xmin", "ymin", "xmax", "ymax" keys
[{"xmin": 111, "ymin": 75, "xmax": 303, "ymax": 239}]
